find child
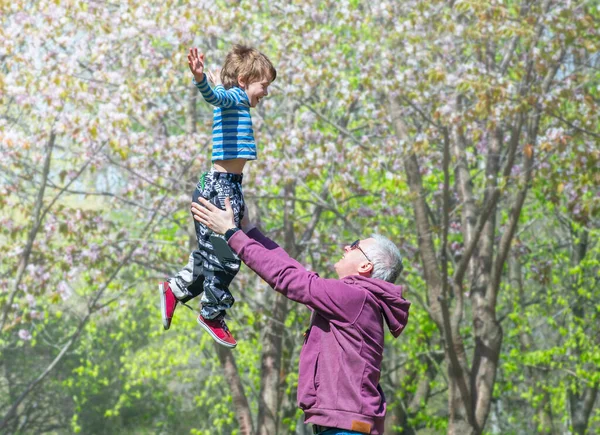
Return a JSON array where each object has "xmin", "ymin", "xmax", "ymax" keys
[{"xmin": 159, "ymin": 45, "xmax": 276, "ymax": 348}]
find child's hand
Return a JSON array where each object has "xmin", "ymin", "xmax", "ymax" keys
[
  {"xmin": 188, "ymin": 47, "xmax": 205, "ymax": 82},
  {"xmin": 240, "ymin": 204, "xmax": 256, "ymax": 233},
  {"xmin": 206, "ymin": 70, "xmax": 222, "ymax": 86},
  {"xmin": 240, "ymin": 205, "xmax": 250, "ymax": 229}
]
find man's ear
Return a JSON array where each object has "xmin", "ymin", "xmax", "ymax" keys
[
  {"xmin": 237, "ymin": 74, "xmax": 246, "ymax": 89},
  {"xmin": 358, "ymin": 261, "xmax": 373, "ymax": 277}
]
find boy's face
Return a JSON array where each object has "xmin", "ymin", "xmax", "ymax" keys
[{"xmin": 244, "ymin": 78, "xmax": 271, "ymax": 107}]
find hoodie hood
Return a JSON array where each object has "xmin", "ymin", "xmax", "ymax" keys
[{"xmin": 344, "ymin": 275, "xmax": 411, "ymax": 337}]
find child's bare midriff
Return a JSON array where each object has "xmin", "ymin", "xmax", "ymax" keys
[{"xmin": 213, "ymin": 158, "xmax": 247, "ymax": 175}]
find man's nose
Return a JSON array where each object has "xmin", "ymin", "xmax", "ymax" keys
[{"xmin": 343, "ymin": 245, "xmax": 351, "ymax": 253}]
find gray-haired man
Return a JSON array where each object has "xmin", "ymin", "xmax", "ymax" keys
[{"xmin": 191, "ymin": 198, "xmax": 411, "ymax": 435}]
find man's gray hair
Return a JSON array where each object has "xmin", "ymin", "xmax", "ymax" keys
[{"xmin": 364, "ymin": 234, "xmax": 404, "ymax": 283}]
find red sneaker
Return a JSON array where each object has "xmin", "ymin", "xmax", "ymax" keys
[
  {"xmin": 158, "ymin": 281, "xmax": 178, "ymax": 330},
  {"xmin": 197, "ymin": 314, "xmax": 237, "ymax": 348}
]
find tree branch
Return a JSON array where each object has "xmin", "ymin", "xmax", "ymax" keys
[
  {"xmin": 0, "ymin": 143, "xmax": 201, "ymax": 429},
  {"xmin": 1, "ymin": 130, "xmax": 56, "ymax": 331}
]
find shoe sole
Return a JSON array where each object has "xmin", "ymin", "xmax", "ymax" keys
[
  {"xmin": 158, "ymin": 282, "xmax": 170, "ymax": 330},
  {"xmin": 197, "ymin": 317, "xmax": 237, "ymax": 348}
]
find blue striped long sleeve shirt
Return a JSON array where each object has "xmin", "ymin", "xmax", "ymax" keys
[{"xmin": 193, "ymin": 75, "xmax": 256, "ymax": 162}]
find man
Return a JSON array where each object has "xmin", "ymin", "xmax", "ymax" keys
[{"xmin": 191, "ymin": 198, "xmax": 411, "ymax": 435}]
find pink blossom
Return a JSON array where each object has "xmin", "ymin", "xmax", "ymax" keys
[
  {"xmin": 25, "ymin": 293, "xmax": 36, "ymax": 308},
  {"xmin": 30, "ymin": 311, "xmax": 44, "ymax": 320},
  {"xmin": 18, "ymin": 329, "xmax": 32, "ymax": 341},
  {"xmin": 57, "ymin": 281, "xmax": 73, "ymax": 301}
]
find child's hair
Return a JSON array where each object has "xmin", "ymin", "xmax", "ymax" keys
[{"xmin": 220, "ymin": 44, "xmax": 277, "ymax": 90}]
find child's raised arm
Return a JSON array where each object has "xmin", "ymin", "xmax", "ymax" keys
[
  {"xmin": 188, "ymin": 48, "xmax": 246, "ymax": 109},
  {"xmin": 187, "ymin": 47, "xmax": 205, "ymax": 82}
]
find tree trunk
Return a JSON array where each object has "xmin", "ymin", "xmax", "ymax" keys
[
  {"xmin": 216, "ymin": 345, "xmax": 254, "ymax": 435},
  {"xmin": 570, "ymin": 387, "xmax": 598, "ymax": 435},
  {"xmin": 470, "ymin": 128, "xmax": 502, "ymax": 433},
  {"xmin": 257, "ymin": 181, "xmax": 296, "ymax": 435},
  {"xmin": 567, "ymin": 229, "xmax": 598, "ymax": 435}
]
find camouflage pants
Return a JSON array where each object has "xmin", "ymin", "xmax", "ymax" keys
[{"xmin": 170, "ymin": 169, "xmax": 244, "ymax": 319}]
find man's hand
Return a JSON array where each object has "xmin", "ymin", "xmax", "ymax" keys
[
  {"xmin": 191, "ymin": 197, "xmax": 236, "ymax": 235},
  {"xmin": 188, "ymin": 47, "xmax": 205, "ymax": 82}
]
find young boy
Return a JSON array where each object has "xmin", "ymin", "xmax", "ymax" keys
[{"xmin": 159, "ymin": 45, "xmax": 276, "ymax": 348}]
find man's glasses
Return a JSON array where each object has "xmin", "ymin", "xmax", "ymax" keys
[{"xmin": 350, "ymin": 240, "xmax": 372, "ymax": 263}]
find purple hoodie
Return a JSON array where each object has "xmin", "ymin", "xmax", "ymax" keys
[{"xmin": 229, "ymin": 228, "xmax": 411, "ymax": 435}]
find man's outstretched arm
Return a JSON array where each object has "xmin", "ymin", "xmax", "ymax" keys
[
  {"xmin": 191, "ymin": 198, "xmax": 365, "ymax": 323},
  {"xmin": 242, "ymin": 227, "xmax": 304, "ymax": 269},
  {"xmin": 229, "ymin": 230, "xmax": 365, "ymax": 324}
]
